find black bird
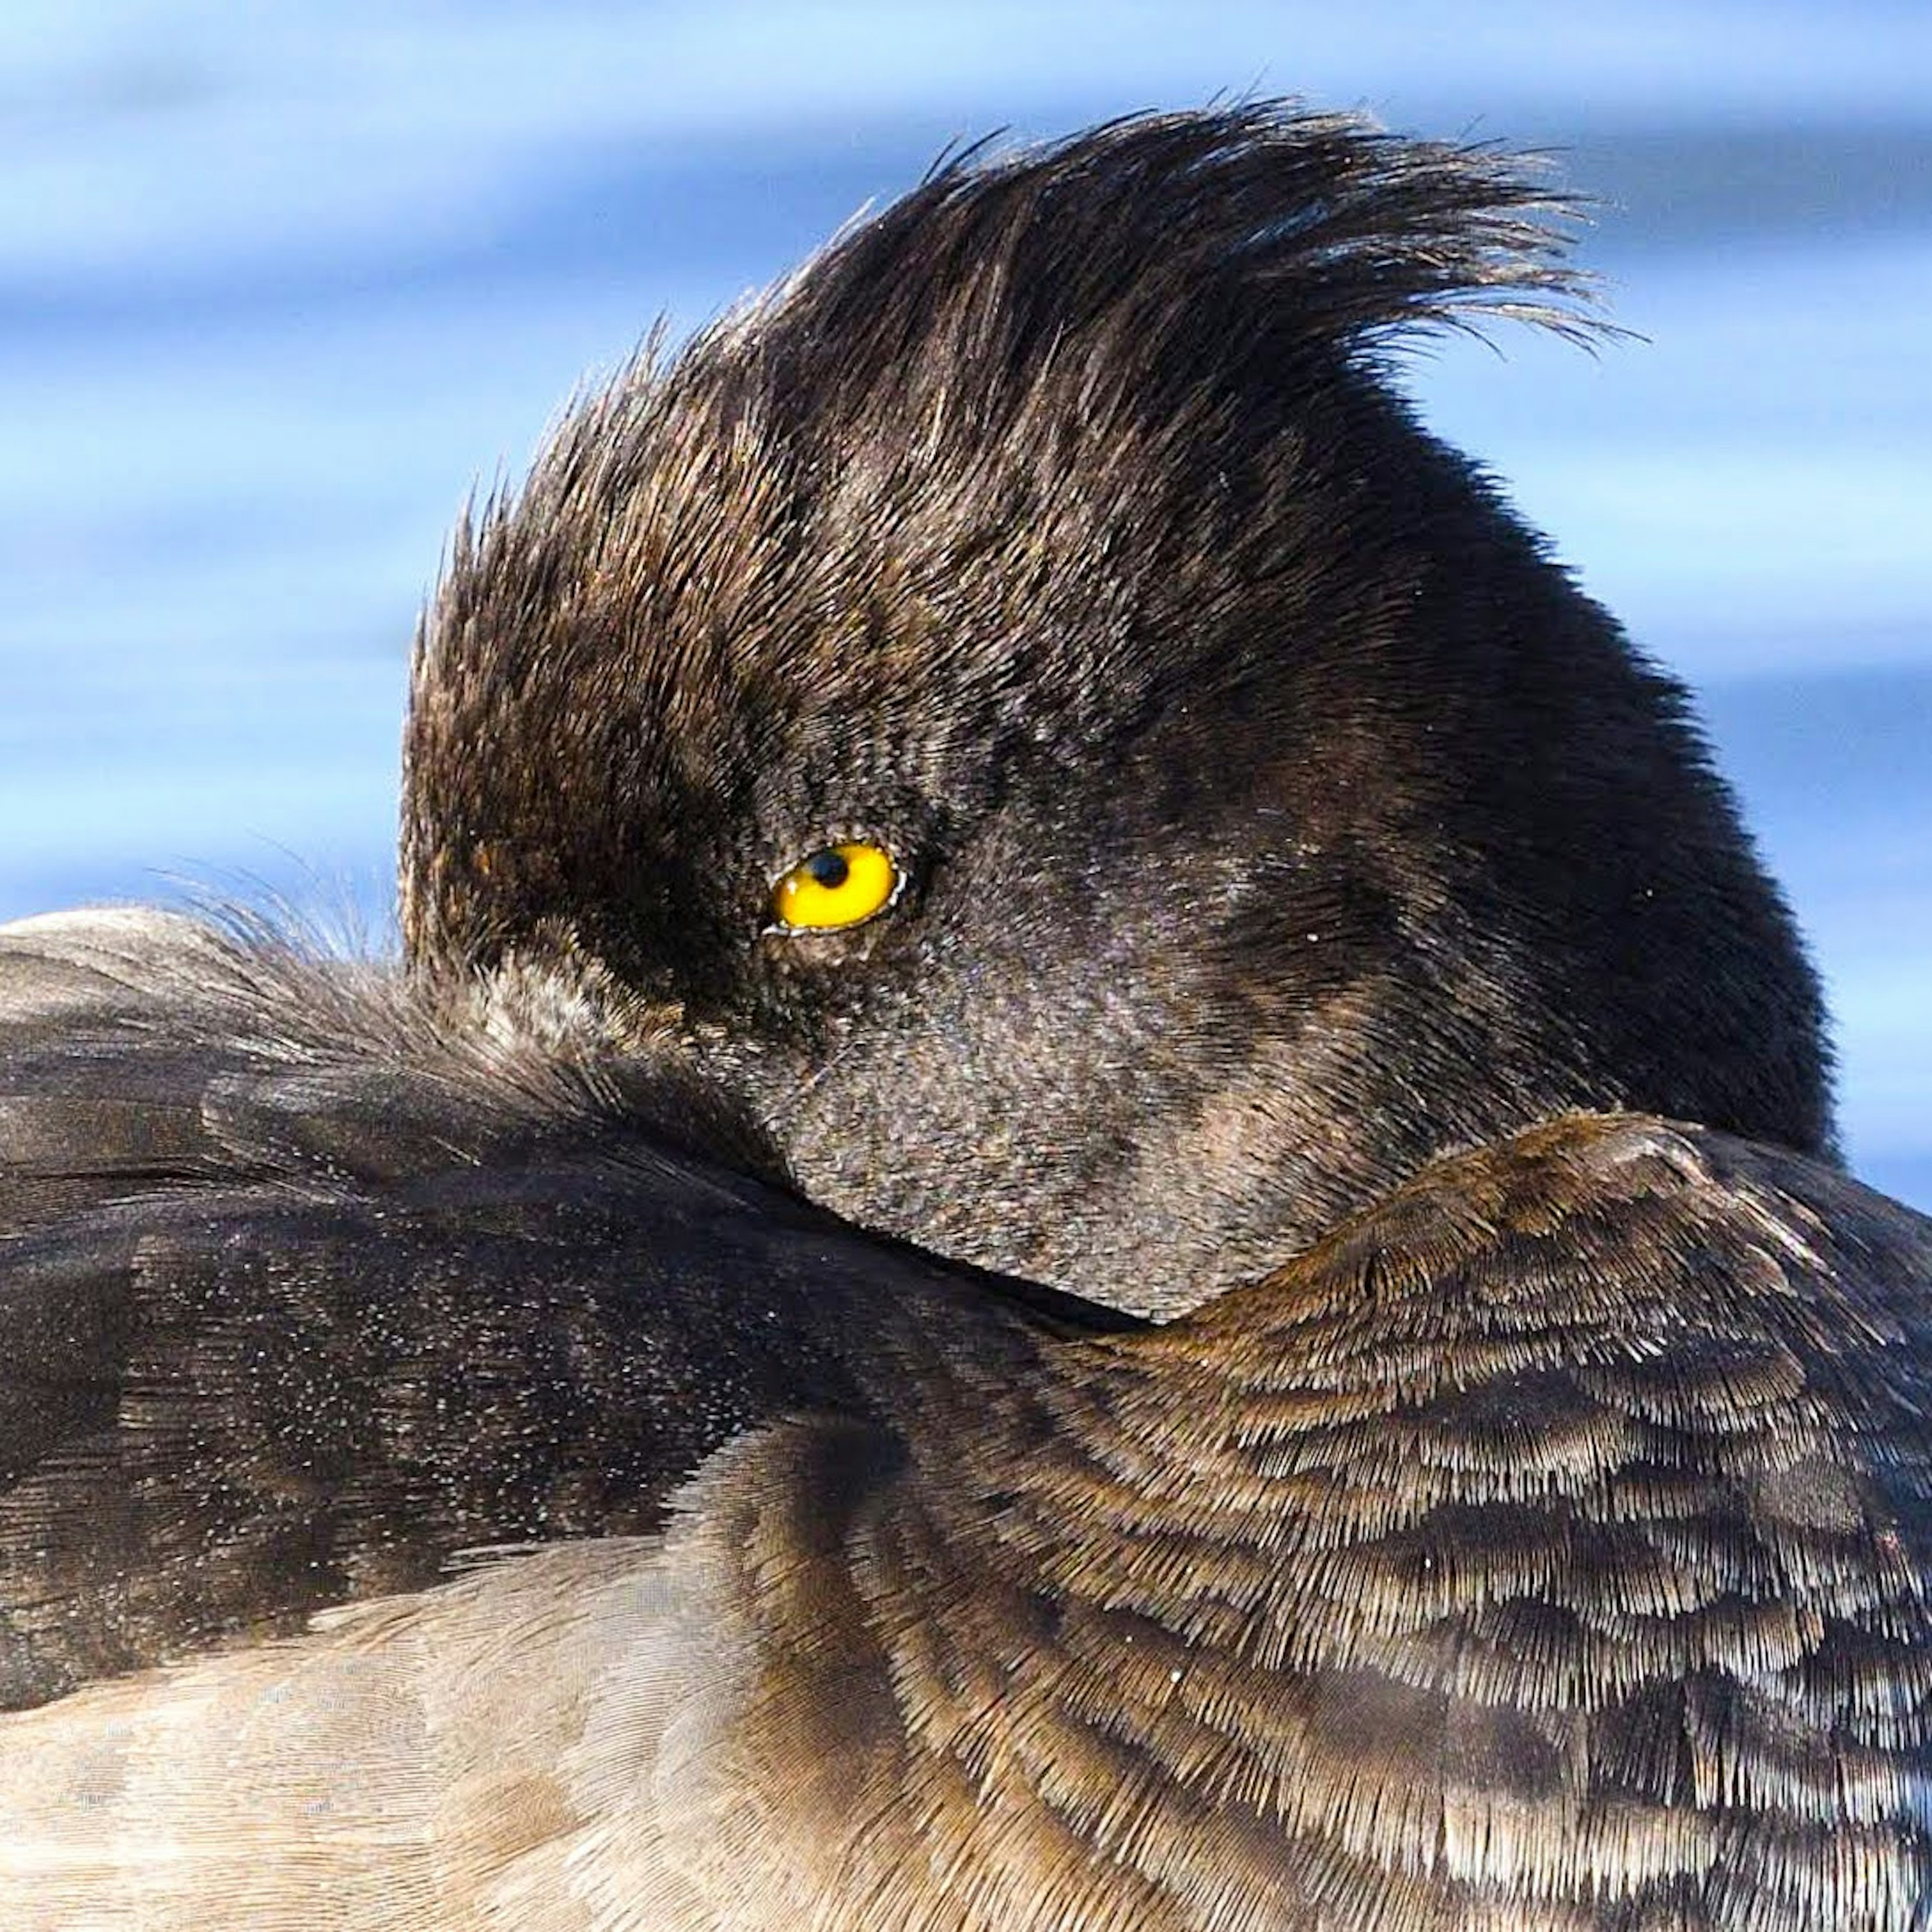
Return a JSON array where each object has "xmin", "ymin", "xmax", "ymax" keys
[{"xmin": 3, "ymin": 106, "xmax": 1929, "ymax": 1929}]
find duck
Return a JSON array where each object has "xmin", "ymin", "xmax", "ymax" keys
[{"xmin": 2, "ymin": 103, "xmax": 1929, "ymax": 1930}]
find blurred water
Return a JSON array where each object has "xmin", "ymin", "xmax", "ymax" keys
[{"xmin": 1, "ymin": 3, "xmax": 1925, "ymax": 1203}]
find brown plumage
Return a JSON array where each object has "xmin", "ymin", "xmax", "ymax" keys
[{"xmin": 2, "ymin": 105, "xmax": 1927, "ymax": 1929}]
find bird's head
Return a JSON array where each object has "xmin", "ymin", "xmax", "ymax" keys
[{"xmin": 401, "ymin": 106, "xmax": 1830, "ymax": 1316}]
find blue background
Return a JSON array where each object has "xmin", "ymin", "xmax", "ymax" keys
[{"xmin": 2, "ymin": 3, "xmax": 1925, "ymax": 1204}]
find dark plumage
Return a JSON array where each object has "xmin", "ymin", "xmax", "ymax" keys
[
  {"xmin": 404, "ymin": 106, "xmax": 1829, "ymax": 1318},
  {"xmin": 0, "ymin": 910, "xmax": 1128, "ymax": 1707},
  {"xmin": 2, "ymin": 105, "xmax": 1926, "ymax": 1930}
]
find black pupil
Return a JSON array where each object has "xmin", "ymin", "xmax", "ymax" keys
[{"xmin": 806, "ymin": 849, "xmax": 850, "ymax": 890}]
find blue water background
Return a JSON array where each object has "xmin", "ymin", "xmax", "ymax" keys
[{"xmin": 2, "ymin": 3, "xmax": 1926, "ymax": 1204}]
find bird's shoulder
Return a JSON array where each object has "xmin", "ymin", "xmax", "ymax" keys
[{"xmin": 684, "ymin": 1114, "xmax": 1932, "ymax": 1926}]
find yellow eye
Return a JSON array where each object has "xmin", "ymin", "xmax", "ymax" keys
[{"xmin": 770, "ymin": 842, "xmax": 900, "ymax": 933}]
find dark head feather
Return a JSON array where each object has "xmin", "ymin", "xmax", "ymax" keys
[{"xmin": 402, "ymin": 103, "xmax": 1829, "ymax": 1315}]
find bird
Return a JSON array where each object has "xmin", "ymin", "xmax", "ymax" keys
[{"xmin": 2, "ymin": 103, "xmax": 1929, "ymax": 1930}]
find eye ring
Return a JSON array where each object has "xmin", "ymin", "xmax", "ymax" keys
[{"xmin": 768, "ymin": 841, "xmax": 902, "ymax": 934}]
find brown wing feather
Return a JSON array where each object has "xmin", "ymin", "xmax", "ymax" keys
[
  {"xmin": 686, "ymin": 1117, "xmax": 1932, "ymax": 1927},
  {"xmin": 0, "ymin": 913, "xmax": 1117, "ymax": 1706}
]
